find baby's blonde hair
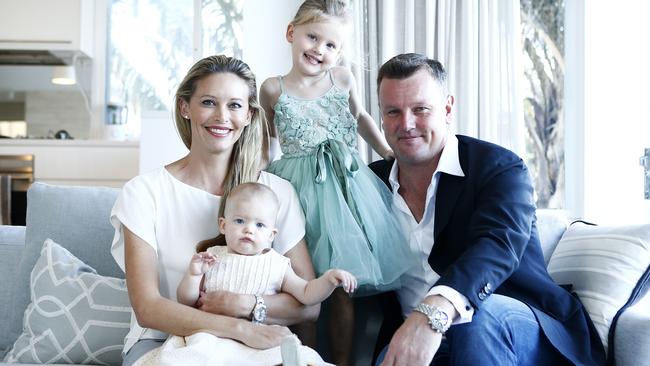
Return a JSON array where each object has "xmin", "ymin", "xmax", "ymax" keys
[{"xmin": 224, "ymin": 183, "xmax": 280, "ymax": 224}]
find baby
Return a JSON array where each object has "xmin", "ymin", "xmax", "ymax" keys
[
  {"xmin": 164, "ymin": 182, "xmax": 355, "ymax": 366},
  {"xmin": 178, "ymin": 182, "xmax": 357, "ymax": 309}
]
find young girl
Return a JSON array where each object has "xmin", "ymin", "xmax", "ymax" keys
[
  {"xmin": 136, "ymin": 183, "xmax": 353, "ymax": 366},
  {"xmin": 260, "ymin": 0, "xmax": 416, "ymax": 364}
]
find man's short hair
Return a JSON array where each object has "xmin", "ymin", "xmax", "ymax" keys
[{"xmin": 377, "ymin": 53, "xmax": 448, "ymax": 94}]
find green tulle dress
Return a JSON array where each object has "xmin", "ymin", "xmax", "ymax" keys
[{"xmin": 266, "ymin": 73, "xmax": 416, "ymax": 294}]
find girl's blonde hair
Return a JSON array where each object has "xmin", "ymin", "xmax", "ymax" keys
[
  {"xmin": 290, "ymin": 0, "xmax": 352, "ymax": 27},
  {"xmin": 173, "ymin": 55, "xmax": 268, "ymax": 232}
]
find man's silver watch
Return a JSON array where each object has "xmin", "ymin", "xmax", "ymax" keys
[
  {"xmin": 414, "ymin": 303, "xmax": 451, "ymax": 333},
  {"xmin": 251, "ymin": 295, "xmax": 267, "ymax": 324}
]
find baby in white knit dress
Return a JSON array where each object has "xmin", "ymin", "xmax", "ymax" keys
[
  {"xmin": 151, "ymin": 182, "xmax": 355, "ymax": 366},
  {"xmin": 177, "ymin": 182, "xmax": 357, "ymax": 310}
]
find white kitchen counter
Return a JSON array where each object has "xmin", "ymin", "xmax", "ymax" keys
[
  {"xmin": 0, "ymin": 139, "xmax": 139, "ymax": 147},
  {"xmin": 0, "ymin": 139, "xmax": 139, "ymax": 188}
]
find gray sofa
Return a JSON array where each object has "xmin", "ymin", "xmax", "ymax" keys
[{"xmin": 1, "ymin": 182, "xmax": 648, "ymax": 366}]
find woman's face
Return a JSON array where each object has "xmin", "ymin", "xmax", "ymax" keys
[{"xmin": 181, "ymin": 72, "xmax": 252, "ymax": 155}]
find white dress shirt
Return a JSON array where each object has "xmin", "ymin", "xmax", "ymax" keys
[{"xmin": 390, "ymin": 134, "xmax": 474, "ymax": 324}]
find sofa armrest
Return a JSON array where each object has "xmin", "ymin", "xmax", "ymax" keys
[
  {"xmin": 0, "ymin": 225, "xmax": 26, "ymax": 356},
  {"xmin": 615, "ymin": 293, "xmax": 650, "ymax": 366}
]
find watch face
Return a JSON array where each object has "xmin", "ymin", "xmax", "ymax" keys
[
  {"xmin": 430, "ymin": 309, "xmax": 450, "ymax": 332},
  {"xmin": 433, "ymin": 310, "xmax": 449, "ymax": 325},
  {"xmin": 253, "ymin": 304, "xmax": 267, "ymax": 323}
]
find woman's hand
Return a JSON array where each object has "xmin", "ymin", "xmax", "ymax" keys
[
  {"xmin": 240, "ymin": 323, "xmax": 293, "ymax": 349},
  {"xmin": 197, "ymin": 290, "xmax": 255, "ymax": 319}
]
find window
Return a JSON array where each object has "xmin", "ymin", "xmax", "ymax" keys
[
  {"xmin": 520, "ymin": 0, "xmax": 565, "ymax": 209},
  {"xmin": 106, "ymin": 0, "xmax": 243, "ymax": 135}
]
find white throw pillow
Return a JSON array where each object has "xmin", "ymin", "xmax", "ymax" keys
[
  {"xmin": 3, "ymin": 239, "xmax": 131, "ymax": 365},
  {"xmin": 547, "ymin": 222, "xmax": 650, "ymax": 352}
]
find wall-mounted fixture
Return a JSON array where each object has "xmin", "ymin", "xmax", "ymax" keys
[{"xmin": 51, "ymin": 65, "xmax": 76, "ymax": 85}]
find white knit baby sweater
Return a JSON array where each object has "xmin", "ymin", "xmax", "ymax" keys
[{"xmin": 204, "ymin": 246, "xmax": 290, "ymax": 295}]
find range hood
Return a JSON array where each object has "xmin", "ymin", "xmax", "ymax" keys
[
  {"xmin": 0, "ymin": 1, "xmax": 94, "ymax": 65},
  {"xmin": 0, "ymin": 50, "xmax": 72, "ymax": 66}
]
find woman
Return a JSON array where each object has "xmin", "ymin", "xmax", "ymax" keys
[{"xmin": 110, "ymin": 55, "xmax": 318, "ymax": 365}]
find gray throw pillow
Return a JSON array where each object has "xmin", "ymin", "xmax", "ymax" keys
[
  {"xmin": 6, "ymin": 183, "xmax": 122, "ymax": 352},
  {"xmin": 3, "ymin": 239, "xmax": 131, "ymax": 365}
]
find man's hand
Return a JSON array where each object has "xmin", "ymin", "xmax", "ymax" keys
[
  {"xmin": 380, "ymin": 312, "xmax": 442, "ymax": 366},
  {"xmin": 197, "ymin": 290, "xmax": 254, "ymax": 319}
]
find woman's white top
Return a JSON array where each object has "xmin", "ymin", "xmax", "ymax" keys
[
  {"xmin": 204, "ymin": 246, "xmax": 290, "ymax": 295},
  {"xmin": 110, "ymin": 168, "xmax": 305, "ymax": 353}
]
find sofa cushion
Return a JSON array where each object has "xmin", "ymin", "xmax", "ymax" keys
[
  {"xmin": 547, "ymin": 222, "xmax": 650, "ymax": 355},
  {"xmin": 5, "ymin": 183, "xmax": 122, "ymax": 358},
  {"xmin": 535, "ymin": 209, "xmax": 568, "ymax": 265},
  {"xmin": 4, "ymin": 239, "xmax": 130, "ymax": 365}
]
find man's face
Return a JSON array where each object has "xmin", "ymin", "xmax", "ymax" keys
[{"xmin": 379, "ymin": 69, "xmax": 454, "ymax": 167}]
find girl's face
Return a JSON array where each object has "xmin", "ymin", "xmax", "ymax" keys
[
  {"xmin": 286, "ymin": 19, "xmax": 346, "ymax": 76},
  {"xmin": 180, "ymin": 72, "xmax": 252, "ymax": 155}
]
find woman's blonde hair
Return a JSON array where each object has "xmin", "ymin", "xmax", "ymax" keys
[
  {"xmin": 290, "ymin": 0, "xmax": 351, "ymax": 27},
  {"xmin": 173, "ymin": 55, "xmax": 269, "ymax": 231}
]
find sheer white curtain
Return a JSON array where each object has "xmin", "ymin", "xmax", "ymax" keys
[{"xmin": 352, "ymin": 0, "xmax": 525, "ymax": 160}]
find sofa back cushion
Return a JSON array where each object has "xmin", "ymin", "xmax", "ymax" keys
[
  {"xmin": 4, "ymin": 183, "xmax": 121, "ymax": 356},
  {"xmin": 535, "ymin": 209, "xmax": 569, "ymax": 265}
]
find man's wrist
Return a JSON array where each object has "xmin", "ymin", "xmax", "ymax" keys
[
  {"xmin": 423, "ymin": 294, "xmax": 458, "ymax": 321},
  {"xmin": 413, "ymin": 303, "xmax": 451, "ymax": 333}
]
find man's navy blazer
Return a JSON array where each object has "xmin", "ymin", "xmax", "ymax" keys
[{"xmin": 369, "ymin": 135, "xmax": 605, "ymax": 365}]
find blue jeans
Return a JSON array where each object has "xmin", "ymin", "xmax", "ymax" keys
[{"xmin": 376, "ymin": 294, "xmax": 565, "ymax": 366}]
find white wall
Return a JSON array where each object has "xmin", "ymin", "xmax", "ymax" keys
[
  {"xmin": 139, "ymin": 111, "xmax": 187, "ymax": 174},
  {"xmin": 242, "ymin": 0, "xmax": 301, "ymax": 83},
  {"xmin": 568, "ymin": 0, "xmax": 650, "ymax": 225}
]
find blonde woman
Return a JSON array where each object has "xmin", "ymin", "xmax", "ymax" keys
[{"xmin": 110, "ymin": 55, "xmax": 318, "ymax": 366}]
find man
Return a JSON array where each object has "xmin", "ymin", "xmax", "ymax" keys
[{"xmin": 369, "ymin": 53, "xmax": 605, "ymax": 365}]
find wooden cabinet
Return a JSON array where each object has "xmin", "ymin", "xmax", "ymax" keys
[{"xmin": 0, "ymin": 0, "xmax": 94, "ymax": 57}]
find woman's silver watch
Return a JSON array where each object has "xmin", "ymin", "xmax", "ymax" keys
[
  {"xmin": 251, "ymin": 295, "xmax": 267, "ymax": 324},
  {"xmin": 414, "ymin": 303, "xmax": 451, "ymax": 333}
]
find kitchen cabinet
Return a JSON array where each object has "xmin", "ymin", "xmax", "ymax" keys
[
  {"xmin": 0, "ymin": 139, "xmax": 138, "ymax": 188},
  {"xmin": 0, "ymin": 0, "xmax": 94, "ymax": 57}
]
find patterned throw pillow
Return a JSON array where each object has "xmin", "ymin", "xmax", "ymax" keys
[
  {"xmin": 547, "ymin": 222, "xmax": 650, "ymax": 353},
  {"xmin": 3, "ymin": 239, "xmax": 131, "ymax": 365}
]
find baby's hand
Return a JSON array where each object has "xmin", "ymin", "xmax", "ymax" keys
[
  {"xmin": 326, "ymin": 269, "xmax": 357, "ymax": 294},
  {"xmin": 188, "ymin": 252, "xmax": 218, "ymax": 276}
]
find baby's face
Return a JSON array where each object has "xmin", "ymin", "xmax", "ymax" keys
[{"xmin": 219, "ymin": 196, "xmax": 278, "ymax": 256}]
